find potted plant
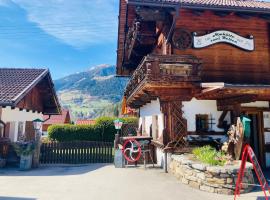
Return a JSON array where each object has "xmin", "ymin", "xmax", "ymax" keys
[{"xmin": 12, "ymin": 142, "xmax": 35, "ymax": 170}]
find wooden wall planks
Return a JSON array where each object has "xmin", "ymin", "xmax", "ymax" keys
[{"xmin": 172, "ymin": 9, "xmax": 270, "ymax": 84}]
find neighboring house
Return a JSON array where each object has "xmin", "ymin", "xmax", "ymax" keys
[
  {"xmin": 0, "ymin": 68, "xmax": 61, "ymax": 142},
  {"xmin": 42, "ymin": 109, "xmax": 71, "ymax": 134},
  {"xmin": 76, "ymin": 120, "xmax": 96, "ymax": 125},
  {"xmin": 117, "ymin": 0, "xmax": 270, "ymax": 168}
]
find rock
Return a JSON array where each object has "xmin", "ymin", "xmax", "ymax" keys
[
  {"xmin": 175, "ymin": 168, "xmax": 184, "ymax": 176},
  {"xmin": 182, "ymin": 159, "xmax": 194, "ymax": 166},
  {"xmin": 189, "ymin": 181, "xmax": 200, "ymax": 189},
  {"xmin": 181, "ymin": 177, "xmax": 189, "ymax": 185},
  {"xmin": 196, "ymin": 172, "xmax": 206, "ymax": 180},
  {"xmin": 200, "ymin": 185, "xmax": 215, "ymax": 193},
  {"xmin": 186, "ymin": 169, "xmax": 194, "ymax": 176},
  {"xmin": 206, "ymin": 166, "xmax": 221, "ymax": 175},
  {"xmin": 203, "ymin": 182, "xmax": 220, "ymax": 188},
  {"xmin": 206, "ymin": 177, "xmax": 226, "ymax": 185},
  {"xmin": 220, "ymin": 173, "xmax": 230, "ymax": 178},
  {"xmin": 169, "ymin": 153, "xmax": 255, "ymax": 195},
  {"xmin": 216, "ymin": 188, "xmax": 234, "ymax": 195},
  {"xmin": 205, "ymin": 172, "xmax": 213, "ymax": 178},
  {"xmin": 192, "ymin": 163, "xmax": 207, "ymax": 171},
  {"xmin": 185, "ymin": 175, "xmax": 198, "ymax": 182}
]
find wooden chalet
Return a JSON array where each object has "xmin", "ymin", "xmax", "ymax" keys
[
  {"xmin": 0, "ymin": 68, "xmax": 61, "ymax": 142},
  {"xmin": 117, "ymin": 0, "xmax": 270, "ymax": 167}
]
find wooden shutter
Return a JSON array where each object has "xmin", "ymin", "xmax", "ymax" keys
[{"xmin": 25, "ymin": 121, "xmax": 35, "ymax": 141}]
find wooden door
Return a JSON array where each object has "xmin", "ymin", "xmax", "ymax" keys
[{"xmin": 245, "ymin": 111, "xmax": 265, "ymax": 167}]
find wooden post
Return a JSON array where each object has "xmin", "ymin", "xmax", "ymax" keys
[
  {"xmin": 32, "ymin": 130, "xmax": 41, "ymax": 168},
  {"xmin": 114, "ymin": 134, "xmax": 120, "ymax": 149},
  {"xmin": 0, "ymin": 107, "xmax": 2, "ymax": 121},
  {"xmin": 164, "ymin": 151, "xmax": 168, "ymax": 173}
]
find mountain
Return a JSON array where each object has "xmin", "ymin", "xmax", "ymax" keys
[{"xmin": 54, "ymin": 64, "xmax": 129, "ymax": 119}]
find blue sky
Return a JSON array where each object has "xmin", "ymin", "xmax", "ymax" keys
[{"xmin": 0, "ymin": 0, "xmax": 118, "ymax": 79}]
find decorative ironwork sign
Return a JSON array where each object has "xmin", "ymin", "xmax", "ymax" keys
[
  {"xmin": 172, "ymin": 29, "xmax": 193, "ymax": 50},
  {"xmin": 193, "ymin": 30, "xmax": 254, "ymax": 51},
  {"xmin": 122, "ymin": 138, "xmax": 142, "ymax": 162}
]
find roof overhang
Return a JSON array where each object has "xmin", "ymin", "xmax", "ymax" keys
[
  {"xmin": 196, "ymin": 82, "xmax": 270, "ymax": 107},
  {"xmin": 127, "ymin": 0, "xmax": 270, "ymax": 14}
]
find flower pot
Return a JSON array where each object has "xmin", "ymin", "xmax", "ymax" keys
[{"xmin": 19, "ymin": 154, "xmax": 32, "ymax": 170}]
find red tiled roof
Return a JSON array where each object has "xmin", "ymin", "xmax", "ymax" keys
[
  {"xmin": 76, "ymin": 120, "xmax": 96, "ymax": 125},
  {"xmin": 43, "ymin": 109, "xmax": 71, "ymax": 125},
  {"xmin": 128, "ymin": 0, "xmax": 270, "ymax": 12}
]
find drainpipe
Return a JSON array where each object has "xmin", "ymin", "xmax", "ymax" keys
[{"xmin": 166, "ymin": 5, "xmax": 180, "ymax": 44}]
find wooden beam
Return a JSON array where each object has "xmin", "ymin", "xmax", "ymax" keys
[
  {"xmin": 192, "ymin": 10, "xmax": 204, "ymax": 16},
  {"xmin": 217, "ymin": 94, "xmax": 258, "ymax": 107},
  {"xmin": 213, "ymin": 11, "xmax": 232, "ymax": 17},
  {"xmin": 135, "ymin": 7, "xmax": 169, "ymax": 21},
  {"xmin": 236, "ymin": 12, "xmax": 257, "ymax": 19},
  {"xmin": 259, "ymin": 14, "xmax": 270, "ymax": 20}
]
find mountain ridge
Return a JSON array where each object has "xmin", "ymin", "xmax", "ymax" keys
[{"xmin": 54, "ymin": 64, "xmax": 129, "ymax": 119}]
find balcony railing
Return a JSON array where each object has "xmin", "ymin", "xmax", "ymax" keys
[{"xmin": 125, "ymin": 54, "xmax": 202, "ymax": 98}]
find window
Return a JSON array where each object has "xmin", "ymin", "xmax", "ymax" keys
[{"xmin": 196, "ymin": 114, "xmax": 209, "ymax": 132}]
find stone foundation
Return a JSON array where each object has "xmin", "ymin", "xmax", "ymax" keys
[{"xmin": 169, "ymin": 154, "xmax": 254, "ymax": 195}]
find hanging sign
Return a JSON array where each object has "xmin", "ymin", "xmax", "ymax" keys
[
  {"xmin": 234, "ymin": 144, "xmax": 269, "ymax": 200},
  {"xmin": 193, "ymin": 30, "xmax": 254, "ymax": 51}
]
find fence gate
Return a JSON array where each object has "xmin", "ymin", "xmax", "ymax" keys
[{"xmin": 40, "ymin": 141, "xmax": 114, "ymax": 164}]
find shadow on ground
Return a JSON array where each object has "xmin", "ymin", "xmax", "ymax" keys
[
  {"xmin": 256, "ymin": 197, "xmax": 268, "ymax": 200},
  {"xmin": 0, "ymin": 163, "xmax": 110, "ymax": 176},
  {"xmin": 0, "ymin": 197, "xmax": 36, "ymax": 200}
]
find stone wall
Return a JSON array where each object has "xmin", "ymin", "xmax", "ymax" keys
[{"xmin": 169, "ymin": 154, "xmax": 254, "ymax": 195}]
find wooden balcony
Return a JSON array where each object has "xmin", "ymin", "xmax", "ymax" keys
[{"xmin": 125, "ymin": 54, "xmax": 202, "ymax": 108}]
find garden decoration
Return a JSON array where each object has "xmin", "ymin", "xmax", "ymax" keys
[
  {"xmin": 222, "ymin": 117, "xmax": 244, "ymax": 160},
  {"xmin": 13, "ymin": 141, "xmax": 35, "ymax": 170},
  {"xmin": 122, "ymin": 138, "xmax": 142, "ymax": 162},
  {"xmin": 234, "ymin": 144, "xmax": 270, "ymax": 200}
]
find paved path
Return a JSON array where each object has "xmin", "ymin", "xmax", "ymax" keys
[{"xmin": 0, "ymin": 164, "xmax": 267, "ymax": 200}]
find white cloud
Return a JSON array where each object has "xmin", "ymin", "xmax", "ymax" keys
[{"xmin": 10, "ymin": 0, "xmax": 118, "ymax": 48}]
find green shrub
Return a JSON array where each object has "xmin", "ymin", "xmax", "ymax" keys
[
  {"xmin": 48, "ymin": 117, "xmax": 138, "ymax": 142},
  {"xmin": 48, "ymin": 124, "xmax": 101, "ymax": 142},
  {"xmin": 192, "ymin": 145, "xmax": 226, "ymax": 166}
]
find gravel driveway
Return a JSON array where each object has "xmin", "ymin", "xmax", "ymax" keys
[{"xmin": 0, "ymin": 164, "xmax": 267, "ymax": 200}]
